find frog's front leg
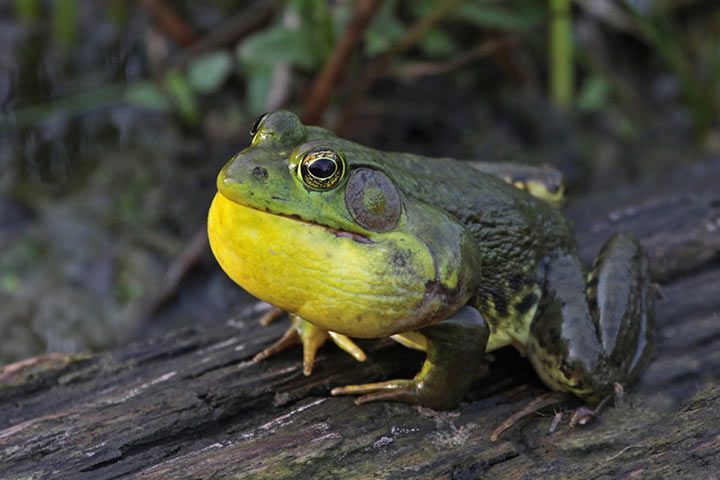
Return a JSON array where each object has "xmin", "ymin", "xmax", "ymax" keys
[
  {"xmin": 254, "ymin": 312, "xmax": 367, "ymax": 375},
  {"xmin": 527, "ymin": 233, "xmax": 654, "ymax": 408},
  {"xmin": 332, "ymin": 306, "xmax": 490, "ymax": 410}
]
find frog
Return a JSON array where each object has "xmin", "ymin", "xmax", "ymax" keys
[{"xmin": 207, "ymin": 110, "xmax": 654, "ymax": 416}]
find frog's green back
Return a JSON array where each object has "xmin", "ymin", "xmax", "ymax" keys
[
  {"xmin": 310, "ymin": 128, "xmax": 573, "ymax": 250},
  {"xmin": 385, "ymin": 151, "xmax": 577, "ymax": 328}
]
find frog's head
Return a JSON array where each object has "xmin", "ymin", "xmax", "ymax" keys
[
  {"xmin": 217, "ymin": 110, "xmax": 401, "ymax": 241},
  {"xmin": 210, "ymin": 111, "xmax": 479, "ymax": 338}
]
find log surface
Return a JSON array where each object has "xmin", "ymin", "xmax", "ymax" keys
[{"xmin": 2, "ymin": 159, "xmax": 720, "ymax": 480}]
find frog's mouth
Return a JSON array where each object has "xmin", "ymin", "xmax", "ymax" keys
[{"xmin": 218, "ymin": 192, "xmax": 372, "ymax": 245}]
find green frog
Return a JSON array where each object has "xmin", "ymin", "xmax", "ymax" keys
[{"xmin": 207, "ymin": 110, "xmax": 653, "ymax": 415}]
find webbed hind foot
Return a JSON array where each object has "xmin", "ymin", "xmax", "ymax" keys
[{"xmin": 332, "ymin": 306, "xmax": 490, "ymax": 410}]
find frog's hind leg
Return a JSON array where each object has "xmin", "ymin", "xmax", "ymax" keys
[
  {"xmin": 527, "ymin": 233, "xmax": 654, "ymax": 406},
  {"xmin": 332, "ymin": 306, "xmax": 490, "ymax": 410}
]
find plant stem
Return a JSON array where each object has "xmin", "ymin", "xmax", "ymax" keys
[
  {"xmin": 302, "ymin": 0, "xmax": 383, "ymax": 125},
  {"xmin": 14, "ymin": 0, "xmax": 40, "ymax": 22},
  {"xmin": 53, "ymin": 0, "xmax": 77, "ymax": 48},
  {"xmin": 549, "ymin": 0, "xmax": 573, "ymax": 109}
]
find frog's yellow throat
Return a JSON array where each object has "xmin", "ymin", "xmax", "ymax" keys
[{"xmin": 207, "ymin": 192, "xmax": 443, "ymax": 338}]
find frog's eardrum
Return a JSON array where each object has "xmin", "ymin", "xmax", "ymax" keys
[{"xmin": 344, "ymin": 168, "xmax": 401, "ymax": 232}]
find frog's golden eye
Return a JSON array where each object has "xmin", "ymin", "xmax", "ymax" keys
[
  {"xmin": 299, "ymin": 149, "xmax": 345, "ymax": 190},
  {"xmin": 250, "ymin": 112, "xmax": 269, "ymax": 137}
]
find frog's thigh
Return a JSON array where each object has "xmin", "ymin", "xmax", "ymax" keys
[
  {"xmin": 332, "ymin": 306, "xmax": 490, "ymax": 410},
  {"xmin": 527, "ymin": 235, "xmax": 653, "ymax": 401},
  {"xmin": 467, "ymin": 161, "xmax": 564, "ymax": 205},
  {"xmin": 588, "ymin": 234, "xmax": 654, "ymax": 377}
]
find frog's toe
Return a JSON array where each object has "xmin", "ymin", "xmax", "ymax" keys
[
  {"xmin": 331, "ymin": 379, "xmax": 417, "ymax": 405},
  {"xmin": 254, "ymin": 313, "xmax": 367, "ymax": 375},
  {"xmin": 253, "ymin": 326, "xmax": 299, "ymax": 363},
  {"xmin": 297, "ymin": 318, "xmax": 367, "ymax": 375},
  {"xmin": 328, "ymin": 332, "xmax": 367, "ymax": 362},
  {"xmin": 569, "ymin": 406, "xmax": 596, "ymax": 426},
  {"xmin": 299, "ymin": 327, "xmax": 328, "ymax": 376},
  {"xmin": 568, "ymin": 387, "xmax": 619, "ymax": 427},
  {"xmin": 258, "ymin": 307, "xmax": 285, "ymax": 326}
]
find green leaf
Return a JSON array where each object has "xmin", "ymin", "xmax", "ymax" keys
[
  {"xmin": 244, "ymin": 64, "xmax": 273, "ymax": 115},
  {"xmin": 364, "ymin": 0, "xmax": 406, "ymax": 56},
  {"xmin": 14, "ymin": 0, "xmax": 41, "ymax": 21},
  {"xmin": 125, "ymin": 82, "xmax": 171, "ymax": 111},
  {"xmin": 52, "ymin": 0, "xmax": 77, "ymax": 47},
  {"xmin": 187, "ymin": 51, "xmax": 234, "ymax": 94},
  {"xmin": 454, "ymin": 2, "xmax": 544, "ymax": 32},
  {"xmin": 238, "ymin": 26, "xmax": 321, "ymax": 70},
  {"xmin": 577, "ymin": 75, "xmax": 610, "ymax": 112},
  {"xmin": 292, "ymin": 0, "xmax": 336, "ymax": 61},
  {"xmin": 1, "ymin": 274, "xmax": 20, "ymax": 293},
  {"xmin": 419, "ymin": 28, "xmax": 459, "ymax": 59},
  {"xmin": 165, "ymin": 70, "xmax": 200, "ymax": 124}
]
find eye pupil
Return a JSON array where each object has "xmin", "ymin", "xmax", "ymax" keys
[{"xmin": 308, "ymin": 158, "xmax": 336, "ymax": 179}]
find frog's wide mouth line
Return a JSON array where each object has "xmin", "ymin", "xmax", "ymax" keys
[{"xmin": 217, "ymin": 192, "xmax": 373, "ymax": 244}]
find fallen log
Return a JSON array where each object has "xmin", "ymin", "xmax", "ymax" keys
[{"xmin": 2, "ymin": 158, "xmax": 720, "ymax": 479}]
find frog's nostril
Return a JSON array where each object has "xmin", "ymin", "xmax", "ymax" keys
[{"xmin": 252, "ymin": 166, "xmax": 269, "ymax": 181}]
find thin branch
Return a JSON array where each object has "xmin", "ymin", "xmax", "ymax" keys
[
  {"xmin": 180, "ymin": 1, "xmax": 278, "ymax": 65},
  {"xmin": 302, "ymin": 0, "xmax": 383, "ymax": 125},
  {"xmin": 335, "ymin": 0, "xmax": 467, "ymax": 135},
  {"xmin": 138, "ymin": 0, "xmax": 199, "ymax": 47},
  {"xmin": 128, "ymin": 227, "xmax": 209, "ymax": 327},
  {"xmin": 385, "ymin": 37, "xmax": 519, "ymax": 80},
  {"xmin": 490, "ymin": 392, "xmax": 569, "ymax": 442}
]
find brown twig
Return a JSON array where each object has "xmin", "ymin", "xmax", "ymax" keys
[
  {"xmin": 385, "ymin": 37, "xmax": 519, "ymax": 79},
  {"xmin": 301, "ymin": 0, "xmax": 383, "ymax": 125},
  {"xmin": 490, "ymin": 392, "xmax": 569, "ymax": 442},
  {"xmin": 130, "ymin": 227, "xmax": 209, "ymax": 326},
  {"xmin": 335, "ymin": 0, "xmax": 467, "ymax": 135},
  {"xmin": 0, "ymin": 353, "xmax": 91, "ymax": 384},
  {"xmin": 138, "ymin": 0, "xmax": 199, "ymax": 47}
]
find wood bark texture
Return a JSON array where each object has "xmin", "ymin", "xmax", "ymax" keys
[{"xmin": 2, "ymin": 159, "xmax": 720, "ymax": 479}]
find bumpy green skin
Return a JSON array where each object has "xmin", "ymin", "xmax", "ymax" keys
[{"xmin": 219, "ymin": 111, "xmax": 654, "ymax": 408}]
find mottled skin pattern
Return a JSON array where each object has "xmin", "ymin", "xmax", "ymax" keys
[{"xmin": 208, "ymin": 111, "xmax": 654, "ymax": 410}]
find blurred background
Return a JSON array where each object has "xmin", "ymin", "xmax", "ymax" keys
[{"xmin": 0, "ymin": 0, "xmax": 718, "ymax": 364}]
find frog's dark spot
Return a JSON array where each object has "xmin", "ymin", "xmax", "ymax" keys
[
  {"xmin": 515, "ymin": 291, "xmax": 538, "ymax": 315},
  {"xmin": 547, "ymin": 183, "xmax": 560, "ymax": 194},
  {"xmin": 390, "ymin": 250, "xmax": 410, "ymax": 269},
  {"xmin": 252, "ymin": 166, "xmax": 269, "ymax": 181},
  {"xmin": 409, "ymin": 279, "xmax": 462, "ymax": 326},
  {"xmin": 509, "ymin": 274, "xmax": 525, "ymax": 291},
  {"xmin": 424, "ymin": 279, "xmax": 449, "ymax": 301},
  {"xmin": 489, "ymin": 289, "xmax": 508, "ymax": 317},
  {"xmin": 271, "ymin": 195, "xmax": 289, "ymax": 202}
]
